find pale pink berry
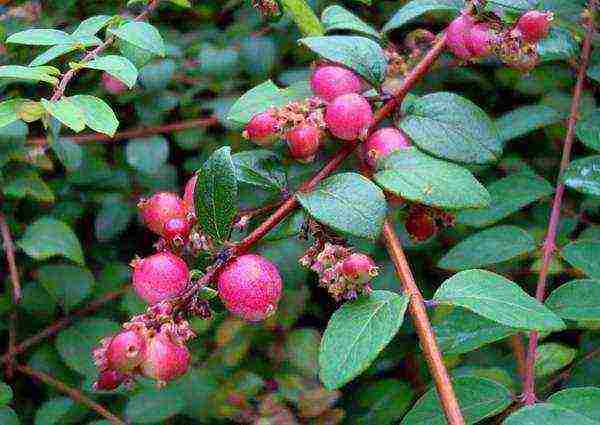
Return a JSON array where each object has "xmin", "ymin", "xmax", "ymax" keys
[
  {"xmin": 138, "ymin": 192, "xmax": 188, "ymax": 237},
  {"xmin": 325, "ymin": 94, "xmax": 374, "ymax": 141},
  {"xmin": 106, "ymin": 330, "xmax": 147, "ymax": 373},
  {"xmin": 217, "ymin": 254, "xmax": 282, "ymax": 322},
  {"xmin": 341, "ymin": 253, "xmax": 378, "ymax": 284},
  {"xmin": 363, "ymin": 127, "xmax": 411, "ymax": 169},
  {"xmin": 132, "ymin": 252, "xmax": 189, "ymax": 305},
  {"xmin": 243, "ymin": 111, "xmax": 279, "ymax": 146},
  {"xmin": 446, "ymin": 15, "xmax": 476, "ymax": 60},
  {"xmin": 466, "ymin": 23, "xmax": 494, "ymax": 57},
  {"xmin": 183, "ymin": 174, "xmax": 198, "ymax": 212},
  {"xmin": 286, "ymin": 124, "xmax": 321, "ymax": 162},
  {"xmin": 310, "ymin": 65, "xmax": 362, "ymax": 102},
  {"xmin": 163, "ymin": 218, "xmax": 191, "ymax": 241},
  {"xmin": 102, "ymin": 72, "xmax": 128, "ymax": 95},
  {"xmin": 93, "ymin": 370, "xmax": 126, "ymax": 391},
  {"xmin": 140, "ymin": 333, "xmax": 190, "ymax": 383},
  {"xmin": 517, "ymin": 11, "xmax": 553, "ymax": 43}
]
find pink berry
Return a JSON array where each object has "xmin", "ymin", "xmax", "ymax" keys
[
  {"xmin": 140, "ymin": 333, "xmax": 190, "ymax": 383},
  {"xmin": 517, "ymin": 11, "xmax": 553, "ymax": 43},
  {"xmin": 341, "ymin": 253, "xmax": 378, "ymax": 284},
  {"xmin": 466, "ymin": 23, "xmax": 494, "ymax": 57},
  {"xmin": 363, "ymin": 127, "xmax": 411, "ymax": 168},
  {"xmin": 446, "ymin": 15, "xmax": 475, "ymax": 60},
  {"xmin": 132, "ymin": 252, "xmax": 189, "ymax": 305},
  {"xmin": 183, "ymin": 174, "xmax": 198, "ymax": 212},
  {"xmin": 138, "ymin": 192, "xmax": 189, "ymax": 237},
  {"xmin": 243, "ymin": 111, "xmax": 279, "ymax": 146},
  {"xmin": 310, "ymin": 65, "xmax": 362, "ymax": 102},
  {"xmin": 106, "ymin": 330, "xmax": 147, "ymax": 373},
  {"xmin": 163, "ymin": 218, "xmax": 191, "ymax": 241},
  {"xmin": 217, "ymin": 254, "xmax": 282, "ymax": 322},
  {"xmin": 94, "ymin": 370, "xmax": 126, "ymax": 391},
  {"xmin": 102, "ymin": 72, "xmax": 128, "ymax": 95},
  {"xmin": 286, "ymin": 124, "xmax": 321, "ymax": 162},
  {"xmin": 325, "ymin": 94, "xmax": 374, "ymax": 141}
]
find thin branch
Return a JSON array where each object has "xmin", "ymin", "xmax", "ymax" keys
[
  {"xmin": 521, "ymin": 2, "xmax": 597, "ymax": 405},
  {"xmin": 509, "ymin": 334, "xmax": 528, "ymax": 384},
  {"xmin": 17, "ymin": 364, "xmax": 125, "ymax": 424}
]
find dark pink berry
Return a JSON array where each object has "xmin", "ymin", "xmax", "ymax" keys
[
  {"xmin": 286, "ymin": 124, "xmax": 321, "ymax": 163},
  {"xmin": 93, "ymin": 370, "xmax": 126, "ymax": 391},
  {"xmin": 325, "ymin": 94, "xmax": 374, "ymax": 141},
  {"xmin": 466, "ymin": 23, "xmax": 494, "ymax": 57},
  {"xmin": 132, "ymin": 252, "xmax": 189, "ymax": 305},
  {"xmin": 310, "ymin": 65, "xmax": 362, "ymax": 102},
  {"xmin": 446, "ymin": 15, "xmax": 475, "ymax": 60},
  {"xmin": 243, "ymin": 111, "xmax": 279, "ymax": 146},
  {"xmin": 140, "ymin": 333, "xmax": 190, "ymax": 384},
  {"xmin": 363, "ymin": 127, "xmax": 411, "ymax": 168},
  {"xmin": 102, "ymin": 72, "xmax": 127, "ymax": 95},
  {"xmin": 341, "ymin": 253, "xmax": 378, "ymax": 284},
  {"xmin": 106, "ymin": 330, "xmax": 147, "ymax": 373},
  {"xmin": 517, "ymin": 11, "xmax": 553, "ymax": 43},
  {"xmin": 183, "ymin": 174, "xmax": 198, "ymax": 213},
  {"xmin": 138, "ymin": 192, "xmax": 188, "ymax": 237},
  {"xmin": 217, "ymin": 254, "xmax": 282, "ymax": 322},
  {"xmin": 163, "ymin": 218, "xmax": 191, "ymax": 241}
]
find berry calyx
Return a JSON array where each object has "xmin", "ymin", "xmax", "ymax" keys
[
  {"xmin": 243, "ymin": 111, "xmax": 279, "ymax": 146},
  {"xmin": 183, "ymin": 174, "xmax": 198, "ymax": 213},
  {"xmin": 140, "ymin": 332, "xmax": 190, "ymax": 385},
  {"xmin": 132, "ymin": 252, "xmax": 190, "ymax": 305},
  {"xmin": 466, "ymin": 23, "xmax": 494, "ymax": 58},
  {"xmin": 341, "ymin": 253, "xmax": 378, "ymax": 284},
  {"xmin": 106, "ymin": 330, "xmax": 147, "ymax": 373},
  {"xmin": 286, "ymin": 124, "xmax": 322, "ymax": 163},
  {"xmin": 325, "ymin": 93, "xmax": 373, "ymax": 141},
  {"xmin": 516, "ymin": 11, "xmax": 553, "ymax": 43},
  {"xmin": 310, "ymin": 65, "xmax": 362, "ymax": 102},
  {"xmin": 363, "ymin": 127, "xmax": 411, "ymax": 168},
  {"xmin": 163, "ymin": 218, "xmax": 192, "ymax": 241},
  {"xmin": 138, "ymin": 192, "xmax": 188, "ymax": 237},
  {"xmin": 217, "ymin": 254, "xmax": 282, "ymax": 322},
  {"xmin": 102, "ymin": 72, "xmax": 128, "ymax": 95},
  {"xmin": 446, "ymin": 15, "xmax": 476, "ymax": 60},
  {"xmin": 93, "ymin": 370, "xmax": 126, "ymax": 391}
]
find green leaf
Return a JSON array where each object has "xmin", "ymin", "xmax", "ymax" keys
[
  {"xmin": 374, "ymin": 148, "xmax": 490, "ymax": 209},
  {"xmin": 0, "ymin": 66, "xmax": 58, "ymax": 85},
  {"xmin": 280, "ymin": 0, "xmax": 324, "ymax": 36},
  {"xmin": 41, "ymin": 98, "xmax": 85, "ymax": 132},
  {"xmin": 562, "ymin": 155, "xmax": 600, "ymax": 196},
  {"xmin": 37, "ymin": 264, "xmax": 94, "ymax": 312},
  {"xmin": 0, "ymin": 99, "xmax": 24, "ymax": 128},
  {"xmin": 227, "ymin": 80, "xmax": 288, "ymax": 125},
  {"xmin": 299, "ymin": 36, "xmax": 387, "ymax": 86},
  {"xmin": 588, "ymin": 65, "xmax": 600, "ymax": 84},
  {"xmin": 548, "ymin": 387, "xmax": 600, "ymax": 422},
  {"xmin": 49, "ymin": 137, "xmax": 83, "ymax": 172},
  {"xmin": 535, "ymin": 342, "xmax": 576, "ymax": 377},
  {"xmin": 0, "ymin": 407, "xmax": 18, "ymax": 425},
  {"xmin": 30, "ymin": 45, "xmax": 79, "ymax": 67},
  {"xmin": 126, "ymin": 136, "xmax": 169, "ymax": 175},
  {"xmin": 3, "ymin": 170, "xmax": 54, "ymax": 203},
  {"xmin": 433, "ymin": 269, "xmax": 565, "ymax": 331},
  {"xmin": 69, "ymin": 95, "xmax": 118, "ymax": 136},
  {"xmin": 0, "ymin": 382, "xmax": 13, "ymax": 406},
  {"xmin": 383, "ymin": 0, "xmax": 463, "ymax": 33},
  {"xmin": 35, "ymin": 397, "xmax": 86, "ymax": 425},
  {"xmin": 351, "ymin": 379, "xmax": 414, "ymax": 425},
  {"xmin": 438, "ymin": 225, "xmax": 535, "ymax": 270},
  {"xmin": 576, "ymin": 110, "xmax": 600, "ymax": 152},
  {"xmin": 125, "ymin": 385, "xmax": 186, "ymax": 423},
  {"xmin": 284, "ymin": 328, "xmax": 320, "ymax": 377},
  {"xmin": 546, "ymin": 279, "xmax": 600, "ymax": 322},
  {"xmin": 399, "ymin": 92, "xmax": 502, "ymax": 164},
  {"xmin": 400, "ymin": 376, "xmax": 512, "ymax": 425},
  {"xmin": 167, "ymin": 0, "xmax": 192, "ymax": 7},
  {"xmin": 504, "ymin": 404, "xmax": 600, "ymax": 425},
  {"xmin": 562, "ymin": 240, "xmax": 600, "ymax": 278},
  {"xmin": 108, "ymin": 21, "xmax": 165, "ymax": 57},
  {"xmin": 319, "ymin": 291, "xmax": 410, "ymax": 390},
  {"xmin": 83, "ymin": 55, "xmax": 138, "ymax": 88},
  {"xmin": 6, "ymin": 29, "xmax": 72, "ymax": 45},
  {"xmin": 72, "ymin": 15, "xmax": 113, "ymax": 36},
  {"xmin": 297, "ymin": 172, "xmax": 387, "ymax": 240},
  {"xmin": 55, "ymin": 318, "xmax": 120, "ymax": 375},
  {"xmin": 321, "ymin": 5, "xmax": 380, "ymax": 39},
  {"xmin": 17, "ymin": 217, "xmax": 84, "ymax": 265},
  {"xmin": 95, "ymin": 194, "xmax": 134, "ymax": 241},
  {"xmin": 232, "ymin": 149, "xmax": 287, "ymax": 191},
  {"xmin": 496, "ymin": 105, "xmax": 562, "ymax": 143},
  {"xmin": 538, "ymin": 27, "xmax": 578, "ymax": 63},
  {"xmin": 195, "ymin": 146, "xmax": 239, "ymax": 242},
  {"xmin": 457, "ymin": 172, "xmax": 554, "ymax": 227}
]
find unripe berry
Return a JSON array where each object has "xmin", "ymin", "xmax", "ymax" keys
[
  {"xmin": 183, "ymin": 174, "xmax": 198, "ymax": 212},
  {"xmin": 243, "ymin": 111, "xmax": 279, "ymax": 146},
  {"xmin": 93, "ymin": 370, "xmax": 126, "ymax": 391},
  {"xmin": 132, "ymin": 252, "xmax": 189, "ymax": 305},
  {"xmin": 325, "ymin": 94, "xmax": 373, "ymax": 141},
  {"xmin": 363, "ymin": 127, "xmax": 411, "ymax": 168},
  {"xmin": 102, "ymin": 72, "xmax": 128, "ymax": 95},
  {"xmin": 446, "ymin": 15, "xmax": 475, "ymax": 60},
  {"xmin": 286, "ymin": 124, "xmax": 321, "ymax": 163},
  {"xmin": 217, "ymin": 254, "xmax": 282, "ymax": 322},
  {"xmin": 516, "ymin": 11, "xmax": 553, "ymax": 43},
  {"xmin": 138, "ymin": 192, "xmax": 188, "ymax": 237},
  {"xmin": 341, "ymin": 253, "xmax": 378, "ymax": 284},
  {"xmin": 310, "ymin": 65, "xmax": 362, "ymax": 102},
  {"xmin": 466, "ymin": 23, "xmax": 494, "ymax": 58},
  {"xmin": 106, "ymin": 330, "xmax": 147, "ymax": 373},
  {"xmin": 163, "ymin": 218, "xmax": 191, "ymax": 241},
  {"xmin": 140, "ymin": 333, "xmax": 190, "ymax": 384}
]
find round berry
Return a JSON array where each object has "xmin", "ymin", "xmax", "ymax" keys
[
  {"xmin": 243, "ymin": 111, "xmax": 279, "ymax": 146},
  {"xmin": 406, "ymin": 209, "xmax": 437, "ymax": 242},
  {"xmin": 163, "ymin": 218, "xmax": 192, "ymax": 241},
  {"xmin": 363, "ymin": 127, "xmax": 411, "ymax": 168},
  {"xmin": 183, "ymin": 174, "xmax": 198, "ymax": 213},
  {"xmin": 341, "ymin": 253, "xmax": 378, "ymax": 284},
  {"xmin": 466, "ymin": 23, "xmax": 494, "ymax": 58},
  {"xmin": 217, "ymin": 254, "xmax": 282, "ymax": 322},
  {"xmin": 106, "ymin": 330, "xmax": 147, "ymax": 373},
  {"xmin": 94, "ymin": 370, "xmax": 126, "ymax": 391},
  {"xmin": 102, "ymin": 72, "xmax": 128, "ymax": 95},
  {"xmin": 132, "ymin": 252, "xmax": 189, "ymax": 305},
  {"xmin": 140, "ymin": 333, "xmax": 190, "ymax": 383},
  {"xmin": 138, "ymin": 192, "xmax": 188, "ymax": 237},
  {"xmin": 310, "ymin": 65, "xmax": 362, "ymax": 102},
  {"xmin": 517, "ymin": 11, "xmax": 553, "ymax": 43},
  {"xmin": 325, "ymin": 94, "xmax": 374, "ymax": 141},
  {"xmin": 286, "ymin": 124, "xmax": 321, "ymax": 163},
  {"xmin": 446, "ymin": 15, "xmax": 475, "ymax": 60}
]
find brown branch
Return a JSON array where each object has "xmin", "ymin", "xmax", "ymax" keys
[
  {"xmin": 521, "ymin": 2, "xmax": 597, "ymax": 405},
  {"xmin": 509, "ymin": 334, "xmax": 528, "ymax": 384},
  {"xmin": 17, "ymin": 364, "xmax": 125, "ymax": 424}
]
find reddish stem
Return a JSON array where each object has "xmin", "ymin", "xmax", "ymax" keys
[
  {"xmin": 509, "ymin": 334, "xmax": 528, "ymax": 384},
  {"xmin": 521, "ymin": 5, "xmax": 596, "ymax": 405}
]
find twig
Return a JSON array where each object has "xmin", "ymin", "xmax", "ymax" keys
[
  {"xmin": 509, "ymin": 335, "xmax": 528, "ymax": 384},
  {"xmin": 521, "ymin": 2, "xmax": 597, "ymax": 405},
  {"xmin": 17, "ymin": 364, "xmax": 125, "ymax": 424}
]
